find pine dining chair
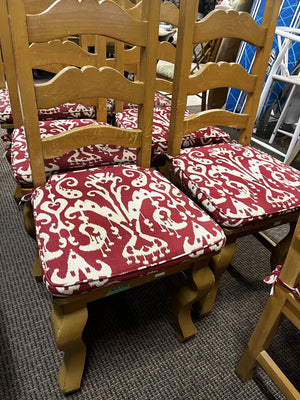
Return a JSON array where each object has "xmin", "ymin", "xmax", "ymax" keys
[
  {"xmin": 165, "ymin": 0, "xmax": 300, "ymax": 317},
  {"xmin": 236, "ymin": 215, "xmax": 300, "ymax": 400},
  {"xmin": 5, "ymin": 0, "xmax": 226, "ymax": 392},
  {"xmin": 0, "ymin": 0, "xmax": 137, "ymax": 201}
]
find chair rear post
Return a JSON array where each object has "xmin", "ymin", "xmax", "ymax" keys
[
  {"xmin": 6, "ymin": 0, "xmax": 45, "ymax": 187},
  {"xmin": 239, "ymin": 0, "xmax": 281, "ymax": 146},
  {"xmin": 167, "ymin": 0, "xmax": 198, "ymax": 157},
  {"xmin": 136, "ymin": 0, "xmax": 161, "ymax": 167},
  {"xmin": 0, "ymin": 45, "xmax": 5, "ymax": 88},
  {"xmin": 0, "ymin": 0, "xmax": 23, "ymax": 127}
]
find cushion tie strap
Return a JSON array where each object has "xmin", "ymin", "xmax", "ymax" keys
[{"xmin": 264, "ymin": 265, "xmax": 300, "ymax": 299}]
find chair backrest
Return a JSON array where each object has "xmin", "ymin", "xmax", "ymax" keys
[
  {"xmin": 167, "ymin": 0, "xmax": 281, "ymax": 156},
  {"xmin": 6, "ymin": 0, "xmax": 160, "ymax": 187},
  {"xmin": 0, "ymin": 0, "xmax": 114, "ymax": 126}
]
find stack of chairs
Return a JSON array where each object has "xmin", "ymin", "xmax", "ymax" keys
[
  {"xmin": 2, "ymin": 0, "xmax": 228, "ymax": 393},
  {"xmin": 3, "ymin": 0, "xmax": 299, "ymax": 395}
]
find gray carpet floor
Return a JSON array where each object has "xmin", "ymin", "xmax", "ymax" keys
[{"xmin": 0, "ymin": 129, "xmax": 299, "ymax": 399}]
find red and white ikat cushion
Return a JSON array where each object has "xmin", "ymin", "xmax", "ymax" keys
[
  {"xmin": 31, "ymin": 164, "xmax": 226, "ymax": 296},
  {"xmin": 0, "ymin": 87, "xmax": 115, "ymax": 124},
  {"xmin": 0, "ymin": 88, "xmax": 12, "ymax": 124},
  {"xmin": 123, "ymin": 91, "xmax": 172, "ymax": 109},
  {"xmin": 116, "ymin": 107, "xmax": 230, "ymax": 157},
  {"xmin": 171, "ymin": 143, "xmax": 300, "ymax": 228},
  {"xmin": 11, "ymin": 119, "xmax": 136, "ymax": 186}
]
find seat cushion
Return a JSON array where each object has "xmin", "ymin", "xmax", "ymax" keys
[
  {"xmin": 116, "ymin": 107, "xmax": 230, "ymax": 157},
  {"xmin": 31, "ymin": 164, "xmax": 226, "ymax": 296},
  {"xmin": 0, "ymin": 88, "xmax": 13, "ymax": 124},
  {"xmin": 0, "ymin": 88, "xmax": 115, "ymax": 124},
  {"xmin": 123, "ymin": 91, "xmax": 172, "ymax": 109},
  {"xmin": 156, "ymin": 60, "xmax": 200, "ymax": 80},
  {"xmin": 11, "ymin": 119, "xmax": 136, "ymax": 186},
  {"xmin": 171, "ymin": 143, "xmax": 300, "ymax": 228}
]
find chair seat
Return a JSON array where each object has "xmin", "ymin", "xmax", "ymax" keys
[
  {"xmin": 31, "ymin": 164, "xmax": 226, "ymax": 297},
  {"xmin": 11, "ymin": 119, "xmax": 136, "ymax": 186},
  {"xmin": 171, "ymin": 143, "xmax": 300, "ymax": 228},
  {"xmin": 123, "ymin": 91, "xmax": 172, "ymax": 109},
  {"xmin": 0, "ymin": 88, "xmax": 115, "ymax": 124},
  {"xmin": 116, "ymin": 107, "xmax": 230, "ymax": 157}
]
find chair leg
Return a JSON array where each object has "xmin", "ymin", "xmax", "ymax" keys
[
  {"xmin": 194, "ymin": 241, "xmax": 237, "ymax": 317},
  {"xmin": 13, "ymin": 183, "xmax": 24, "ymax": 203},
  {"xmin": 51, "ymin": 301, "xmax": 88, "ymax": 394},
  {"xmin": 172, "ymin": 258, "xmax": 215, "ymax": 342},
  {"xmin": 33, "ymin": 250, "xmax": 42, "ymax": 281},
  {"xmin": 235, "ymin": 296, "xmax": 284, "ymax": 381},
  {"xmin": 270, "ymin": 221, "xmax": 297, "ymax": 269}
]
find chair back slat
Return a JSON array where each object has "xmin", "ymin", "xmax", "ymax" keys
[
  {"xmin": 155, "ymin": 77, "xmax": 173, "ymax": 93},
  {"xmin": 184, "ymin": 110, "xmax": 249, "ymax": 134},
  {"xmin": 160, "ymin": 1, "xmax": 179, "ymax": 27},
  {"xmin": 30, "ymin": 40, "xmax": 98, "ymax": 69},
  {"xmin": 26, "ymin": 0, "xmax": 148, "ymax": 46},
  {"xmin": 193, "ymin": 9, "xmax": 266, "ymax": 46},
  {"xmin": 23, "ymin": 0, "xmax": 54, "ymax": 14},
  {"xmin": 157, "ymin": 41, "xmax": 176, "ymax": 64},
  {"xmin": 35, "ymin": 66, "xmax": 144, "ymax": 109},
  {"xmin": 187, "ymin": 62, "xmax": 257, "ymax": 95},
  {"xmin": 42, "ymin": 124, "xmax": 142, "ymax": 160}
]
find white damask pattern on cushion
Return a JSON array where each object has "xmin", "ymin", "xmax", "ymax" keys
[
  {"xmin": 11, "ymin": 119, "xmax": 136, "ymax": 186},
  {"xmin": 0, "ymin": 88, "xmax": 13, "ymax": 124},
  {"xmin": 123, "ymin": 91, "xmax": 172, "ymax": 109},
  {"xmin": 116, "ymin": 107, "xmax": 230, "ymax": 157},
  {"xmin": 171, "ymin": 143, "xmax": 300, "ymax": 228},
  {"xmin": 31, "ymin": 164, "xmax": 226, "ymax": 296}
]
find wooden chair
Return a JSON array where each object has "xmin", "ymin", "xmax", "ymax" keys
[
  {"xmin": 115, "ymin": 1, "xmax": 231, "ymax": 167},
  {"xmin": 236, "ymin": 216, "xmax": 300, "ymax": 400},
  {"xmin": 0, "ymin": 0, "xmax": 124, "ymax": 201},
  {"xmin": 165, "ymin": 0, "xmax": 300, "ymax": 317},
  {"xmin": 6, "ymin": 0, "xmax": 226, "ymax": 392}
]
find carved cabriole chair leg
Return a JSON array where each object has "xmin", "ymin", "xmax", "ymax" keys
[
  {"xmin": 270, "ymin": 221, "xmax": 297, "ymax": 269},
  {"xmin": 51, "ymin": 301, "xmax": 88, "ymax": 394},
  {"xmin": 235, "ymin": 295, "xmax": 284, "ymax": 381},
  {"xmin": 172, "ymin": 256, "xmax": 214, "ymax": 342},
  {"xmin": 194, "ymin": 241, "xmax": 237, "ymax": 317}
]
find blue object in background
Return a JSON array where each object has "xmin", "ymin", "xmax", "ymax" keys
[{"xmin": 226, "ymin": 0, "xmax": 300, "ymax": 117}]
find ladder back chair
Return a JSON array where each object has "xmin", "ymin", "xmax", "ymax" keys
[
  {"xmin": 115, "ymin": 0, "xmax": 230, "ymax": 167},
  {"xmin": 166, "ymin": 0, "xmax": 300, "ymax": 317},
  {"xmin": 236, "ymin": 216, "xmax": 300, "ymax": 400},
  {"xmin": 0, "ymin": 0, "xmax": 129, "ymax": 201},
  {"xmin": 6, "ymin": 0, "xmax": 226, "ymax": 392}
]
